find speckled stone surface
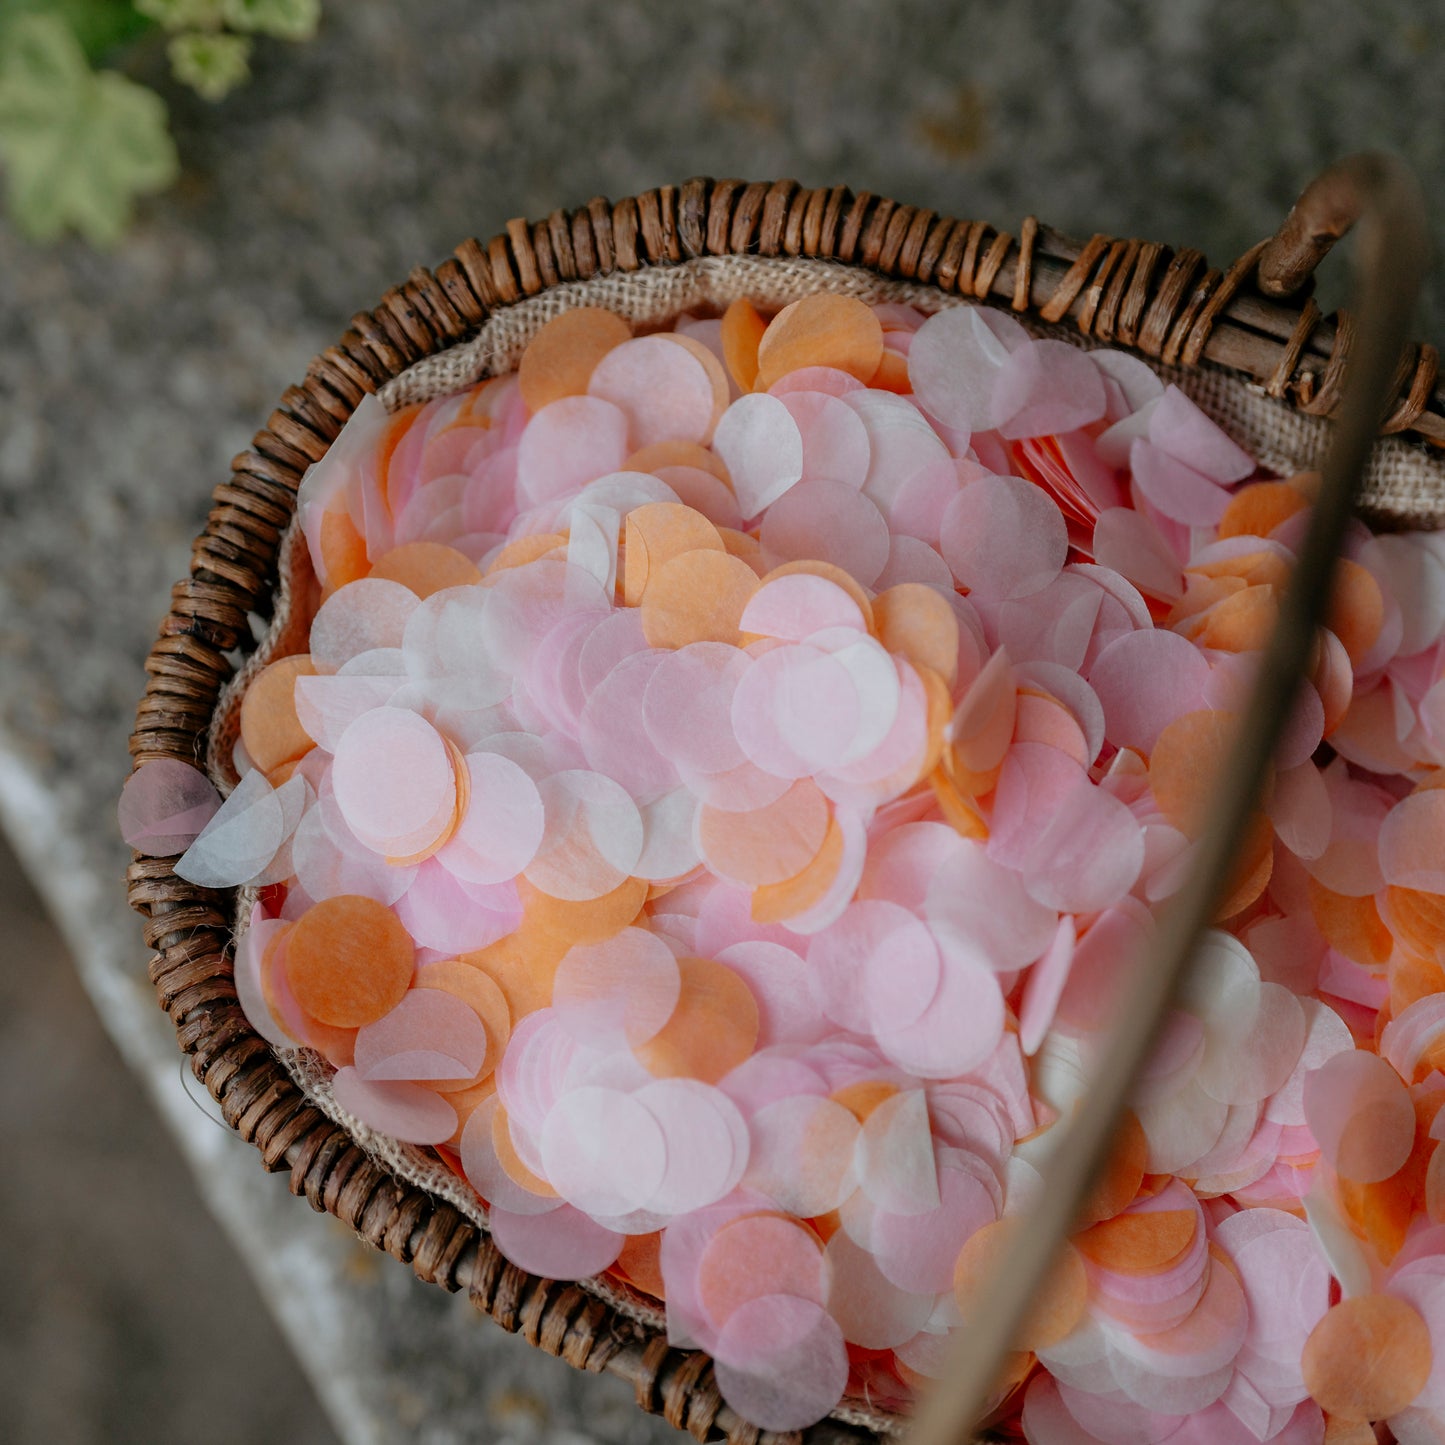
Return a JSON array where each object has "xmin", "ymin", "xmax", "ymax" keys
[{"xmin": 2, "ymin": 2, "xmax": 1444, "ymax": 1442}]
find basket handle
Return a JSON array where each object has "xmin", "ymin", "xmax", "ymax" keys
[
  {"xmin": 908, "ymin": 152, "xmax": 1429, "ymax": 1445},
  {"xmin": 1258, "ymin": 153, "xmax": 1428, "ymax": 298}
]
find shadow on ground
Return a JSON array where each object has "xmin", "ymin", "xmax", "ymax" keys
[{"xmin": 0, "ymin": 834, "xmax": 339, "ymax": 1445}]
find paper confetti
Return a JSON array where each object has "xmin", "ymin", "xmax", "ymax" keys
[{"xmin": 127, "ymin": 292, "xmax": 1445, "ymax": 1441}]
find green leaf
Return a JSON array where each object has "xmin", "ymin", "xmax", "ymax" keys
[
  {"xmin": 0, "ymin": 14, "xmax": 178, "ymax": 245},
  {"xmin": 133, "ymin": 0, "xmax": 224, "ymax": 33},
  {"xmin": 222, "ymin": 0, "xmax": 319, "ymax": 41},
  {"xmin": 0, "ymin": 0, "xmax": 153, "ymax": 61},
  {"xmin": 166, "ymin": 27, "xmax": 248, "ymax": 100}
]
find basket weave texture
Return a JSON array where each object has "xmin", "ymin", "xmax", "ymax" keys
[{"xmin": 126, "ymin": 177, "xmax": 1445, "ymax": 1445}]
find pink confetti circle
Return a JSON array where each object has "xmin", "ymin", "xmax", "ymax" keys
[
  {"xmin": 760, "ymin": 480, "xmax": 891, "ymax": 587},
  {"xmin": 940, "ymin": 475, "xmax": 1068, "ymax": 600},
  {"xmin": 119, "ymin": 758, "xmax": 222, "ymax": 856},
  {"xmin": 712, "ymin": 1296, "xmax": 850, "ymax": 1432},
  {"xmin": 1088, "ymin": 628, "xmax": 1212, "ymax": 754},
  {"xmin": 332, "ymin": 707, "xmax": 456, "ymax": 854},
  {"xmin": 539, "ymin": 1085, "xmax": 667, "ymax": 1216},
  {"xmin": 552, "ymin": 926, "xmax": 681, "ymax": 1048},
  {"xmin": 487, "ymin": 1203, "xmax": 624, "ymax": 1281}
]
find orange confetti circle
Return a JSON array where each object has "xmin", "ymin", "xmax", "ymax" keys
[
  {"xmin": 1302, "ymin": 1294, "xmax": 1433, "ymax": 1422},
  {"xmin": 286, "ymin": 895, "xmax": 415, "ymax": 1028}
]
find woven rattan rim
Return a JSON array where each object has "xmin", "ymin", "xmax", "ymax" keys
[{"xmin": 127, "ymin": 177, "xmax": 1445, "ymax": 1445}]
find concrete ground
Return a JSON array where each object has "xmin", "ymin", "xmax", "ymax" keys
[
  {"xmin": 3, "ymin": 2, "xmax": 1445, "ymax": 1441},
  {"xmin": 0, "ymin": 832, "xmax": 338, "ymax": 1445}
]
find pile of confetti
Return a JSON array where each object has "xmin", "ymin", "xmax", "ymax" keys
[{"xmin": 122, "ymin": 292, "xmax": 1445, "ymax": 1442}]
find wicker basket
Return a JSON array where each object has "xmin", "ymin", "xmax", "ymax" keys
[{"xmin": 126, "ymin": 172, "xmax": 1445, "ymax": 1445}]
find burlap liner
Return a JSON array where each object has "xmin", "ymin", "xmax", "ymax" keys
[
  {"xmin": 385, "ymin": 256, "xmax": 1445, "ymax": 527},
  {"xmin": 205, "ymin": 252, "xmax": 1445, "ymax": 1437}
]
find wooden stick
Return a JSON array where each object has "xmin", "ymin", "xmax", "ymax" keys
[{"xmin": 905, "ymin": 151, "xmax": 1431, "ymax": 1445}]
